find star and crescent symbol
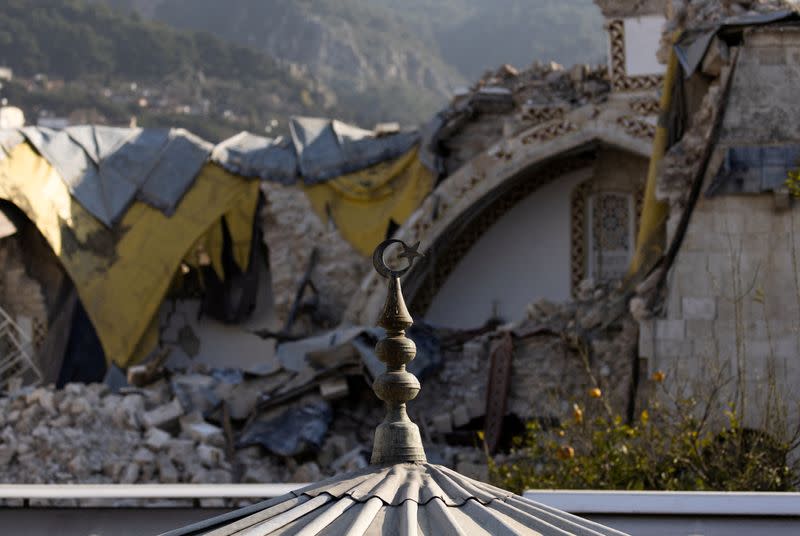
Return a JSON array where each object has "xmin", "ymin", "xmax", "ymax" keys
[{"xmin": 372, "ymin": 239, "xmax": 424, "ymax": 279}]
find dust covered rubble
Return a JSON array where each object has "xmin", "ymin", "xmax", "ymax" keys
[
  {"xmin": 411, "ymin": 278, "xmax": 638, "ymax": 459},
  {"xmin": 0, "ymin": 375, "xmax": 374, "ymax": 503},
  {"xmin": 424, "ymin": 60, "xmax": 611, "ymax": 174},
  {"xmin": 0, "ymin": 280, "xmax": 638, "ymax": 498},
  {"xmin": 659, "ymin": 0, "xmax": 797, "ymax": 62}
]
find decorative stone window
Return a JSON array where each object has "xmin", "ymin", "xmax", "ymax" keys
[
  {"xmin": 588, "ymin": 191, "xmax": 635, "ymax": 283},
  {"xmin": 571, "ymin": 183, "xmax": 643, "ymax": 295}
]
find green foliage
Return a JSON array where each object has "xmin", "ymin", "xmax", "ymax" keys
[
  {"xmin": 490, "ymin": 386, "xmax": 798, "ymax": 493},
  {"xmin": 786, "ymin": 168, "xmax": 800, "ymax": 197},
  {"xmin": 0, "ymin": 0, "xmax": 286, "ymax": 82}
]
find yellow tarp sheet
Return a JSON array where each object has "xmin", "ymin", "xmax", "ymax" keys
[
  {"xmin": 303, "ymin": 147, "xmax": 434, "ymax": 256},
  {"xmin": 630, "ymin": 46, "xmax": 676, "ymax": 275},
  {"xmin": 0, "ymin": 143, "xmax": 260, "ymax": 368}
]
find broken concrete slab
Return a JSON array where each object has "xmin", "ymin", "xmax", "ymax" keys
[
  {"xmin": 160, "ymin": 299, "xmax": 280, "ymax": 372},
  {"xmin": 142, "ymin": 399, "xmax": 184, "ymax": 430},
  {"xmin": 276, "ymin": 326, "xmax": 365, "ymax": 373}
]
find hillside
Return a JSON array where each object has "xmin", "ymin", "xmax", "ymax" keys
[
  {"xmin": 104, "ymin": 0, "xmax": 606, "ymax": 123},
  {"xmin": 370, "ymin": 0, "xmax": 606, "ymax": 80},
  {"xmin": 0, "ymin": 0, "xmax": 340, "ymax": 140},
  {"xmin": 104, "ymin": 0, "xmax": 460, "ymax": 125}
]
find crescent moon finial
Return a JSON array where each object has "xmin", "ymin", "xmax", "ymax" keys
[{"xmin": 372, "ymin": 239, "xmax": 423, "ymax": 279}]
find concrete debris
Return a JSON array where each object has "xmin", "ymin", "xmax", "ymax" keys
[
  {"xmin": 261, "ymin": 182, "xmax": 366, "ymax": 336},
  {"xmin": 660, "ymin": 0, "xmax": 795, "ymax": 62},
  {"xmin": 415, "ymin": 279, "xmax": 638, "ymax": 440},
  {"xmin": 142, "ymin": 398, "xmax": 184, "ymax": 430},
  {"xmin": 423, "ymin": 60, "xmax": 610, "ymax": 174},
  {"xmin": 0, "ymin": 278, "xmax": 637, "ymax": 494}
]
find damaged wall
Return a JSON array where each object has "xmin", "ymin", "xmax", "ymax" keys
[
  {"xmin": 261, "ymin": 182, "xmax": 366, "ymax": 334},
  {"xmin": 424, "ymin": 148, "xmax": 648, "ymax": 329},
  {"xmin": 643, "ymin": 27, "xmax": 800, "ymax": 425}
]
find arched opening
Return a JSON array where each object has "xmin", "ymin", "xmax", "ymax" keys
[{"xmin": 406, "ymin": 146, "xmax": 647, "ymax": 329}]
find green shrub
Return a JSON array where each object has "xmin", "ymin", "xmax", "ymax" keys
[{"xmin": 489, "ymin": 376, "xmax": 798, "ymax": 493}]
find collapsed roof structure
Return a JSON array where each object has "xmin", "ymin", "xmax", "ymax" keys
[{"xmin": 160, "ymin": 239, "xmax": 629, "ymax": 536}]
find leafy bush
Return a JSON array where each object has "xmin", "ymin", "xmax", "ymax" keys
[{"xmin": 489, "ymin": 374, "xmax": 799, "ymax": 493}]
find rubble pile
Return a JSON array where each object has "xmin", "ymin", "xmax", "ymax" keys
[
  {"xmin": 261, "ymin": 182, "xmax": 366, "ymax": 333},
  {"xmin": 425, "ymin": 61, "xmax": 610, "ymax": 173},
  {"xmin": 0, "ymin": 375, "xmax": 377, "ymax": 491},
  {"xmin": 660, "ymin": 0, "xmax": 796, "ymax": 61},
  {"xmin": 0, "ymin": 276, "xmax": 640, "ymax": 492},
  {"xmin": 415, "ymin": 279, "xmax": 638, "ymax": 451},
  {"xmin": 666, "ymin": 0, "xmax": 794, "ymax": 30}
]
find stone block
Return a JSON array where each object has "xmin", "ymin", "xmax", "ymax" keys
[
  {"xmin": 744, "ymin": 339, "xmax": 773, "ymax": 359},
  {"xmin": 142, "ymin": 399, "xmax": 183, "ymax": 430},
  {"xmin": 686, "ymin": 320, "xmax": 715, "ymax": 341},
  {"xmin": 186, "ymin": 422, "xmax": 225, "ymax": 447},
  {"xmin": 773, "ymin": 334, "xmax": 799, "ymax": 360},
  {"xmin": 655, "ymin": 319, "xmax": 685, "ymax": 340},
  {"xmin": 167, "ymin": 439, "xmax": 196, "ymax": 462},
  {"xmin": 144, "ymin": 427, "xmax": 171, "ymax": 451},
  {"xmin": 682, "ymin": 297, "xmax": 717, "ymax": 320},
  {"xmin": 655, "ymin": 339, "xmax": 693, "ymax": 359}
]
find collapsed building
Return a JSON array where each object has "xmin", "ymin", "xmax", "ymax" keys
[
  {"xmin": 633, "ymin": 2, "xmax": 800, "ymax": 427},
  {"xmin": 1, "ymin": 0, "xmax": 799, "ymax": 490}
]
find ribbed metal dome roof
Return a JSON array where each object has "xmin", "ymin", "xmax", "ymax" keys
[
  {"xmin": 163, "ymin": 463, "xmax": 628, "ymax": 536},
  {"xmin": 160, "ymin": 240, "xmax": 630, "ymax": 536}
]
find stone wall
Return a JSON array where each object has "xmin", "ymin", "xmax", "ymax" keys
[
  {"xmin": 643, "ymin": 27, "xmax": 800, "ymax": 426},
  {"xmin": 640, "ymin": 194, "xmax": 800, "ymax": 425},
  {"xmin": 0, "ymin": 237, "xmax": 48, "ymax": 354}
]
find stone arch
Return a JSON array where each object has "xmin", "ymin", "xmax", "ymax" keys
[{"xmin": 344, "ymin": 116, "xmax": 653, "ymax": 326}]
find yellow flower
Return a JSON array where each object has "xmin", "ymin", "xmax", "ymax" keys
[
  {"xmin": 572, "ymin": 403, "xmax": 584, "ymax": 424},
  {"xmin": 477, "ymin": 430, "xmax": 485, "ymax": 441},
  {"xmin": 558, "ymin": 429, "xmax": 566, "ymax": 437},
  {"xmin": 651, "ymin": 370, "xmax": 665, "ymax": 383},
  {"xmin": 640, "ymin": 409, "xmax": 649, "ymax": 424},
  {"xmin": 556, "ymin": 445, "xmax": 575, "ymax": 460},
  {"xmin": 588, "ymin": 387, "xmax": 602, "ymax": 399}
]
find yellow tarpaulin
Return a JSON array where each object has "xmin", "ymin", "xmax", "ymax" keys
[
  {"xmin": 0, "ymin": 143, "xmax": 260, "ymax": 368},
  {"xmin": 630, "ymin": 46, "xmax": 677, "ymax": 275},
  {"xmin": 303, "ymin": 147, "xmax": 434, "ymax": 256}
]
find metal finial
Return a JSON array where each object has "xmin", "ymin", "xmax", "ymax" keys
[{"xmin": 370, "ymin": 239, "xmax": 427, "ymax": 464}]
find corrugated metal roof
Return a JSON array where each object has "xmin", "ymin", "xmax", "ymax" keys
[{"xmin": 160, "ymin": 463, "xmax": 629, "ymax": 536}]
